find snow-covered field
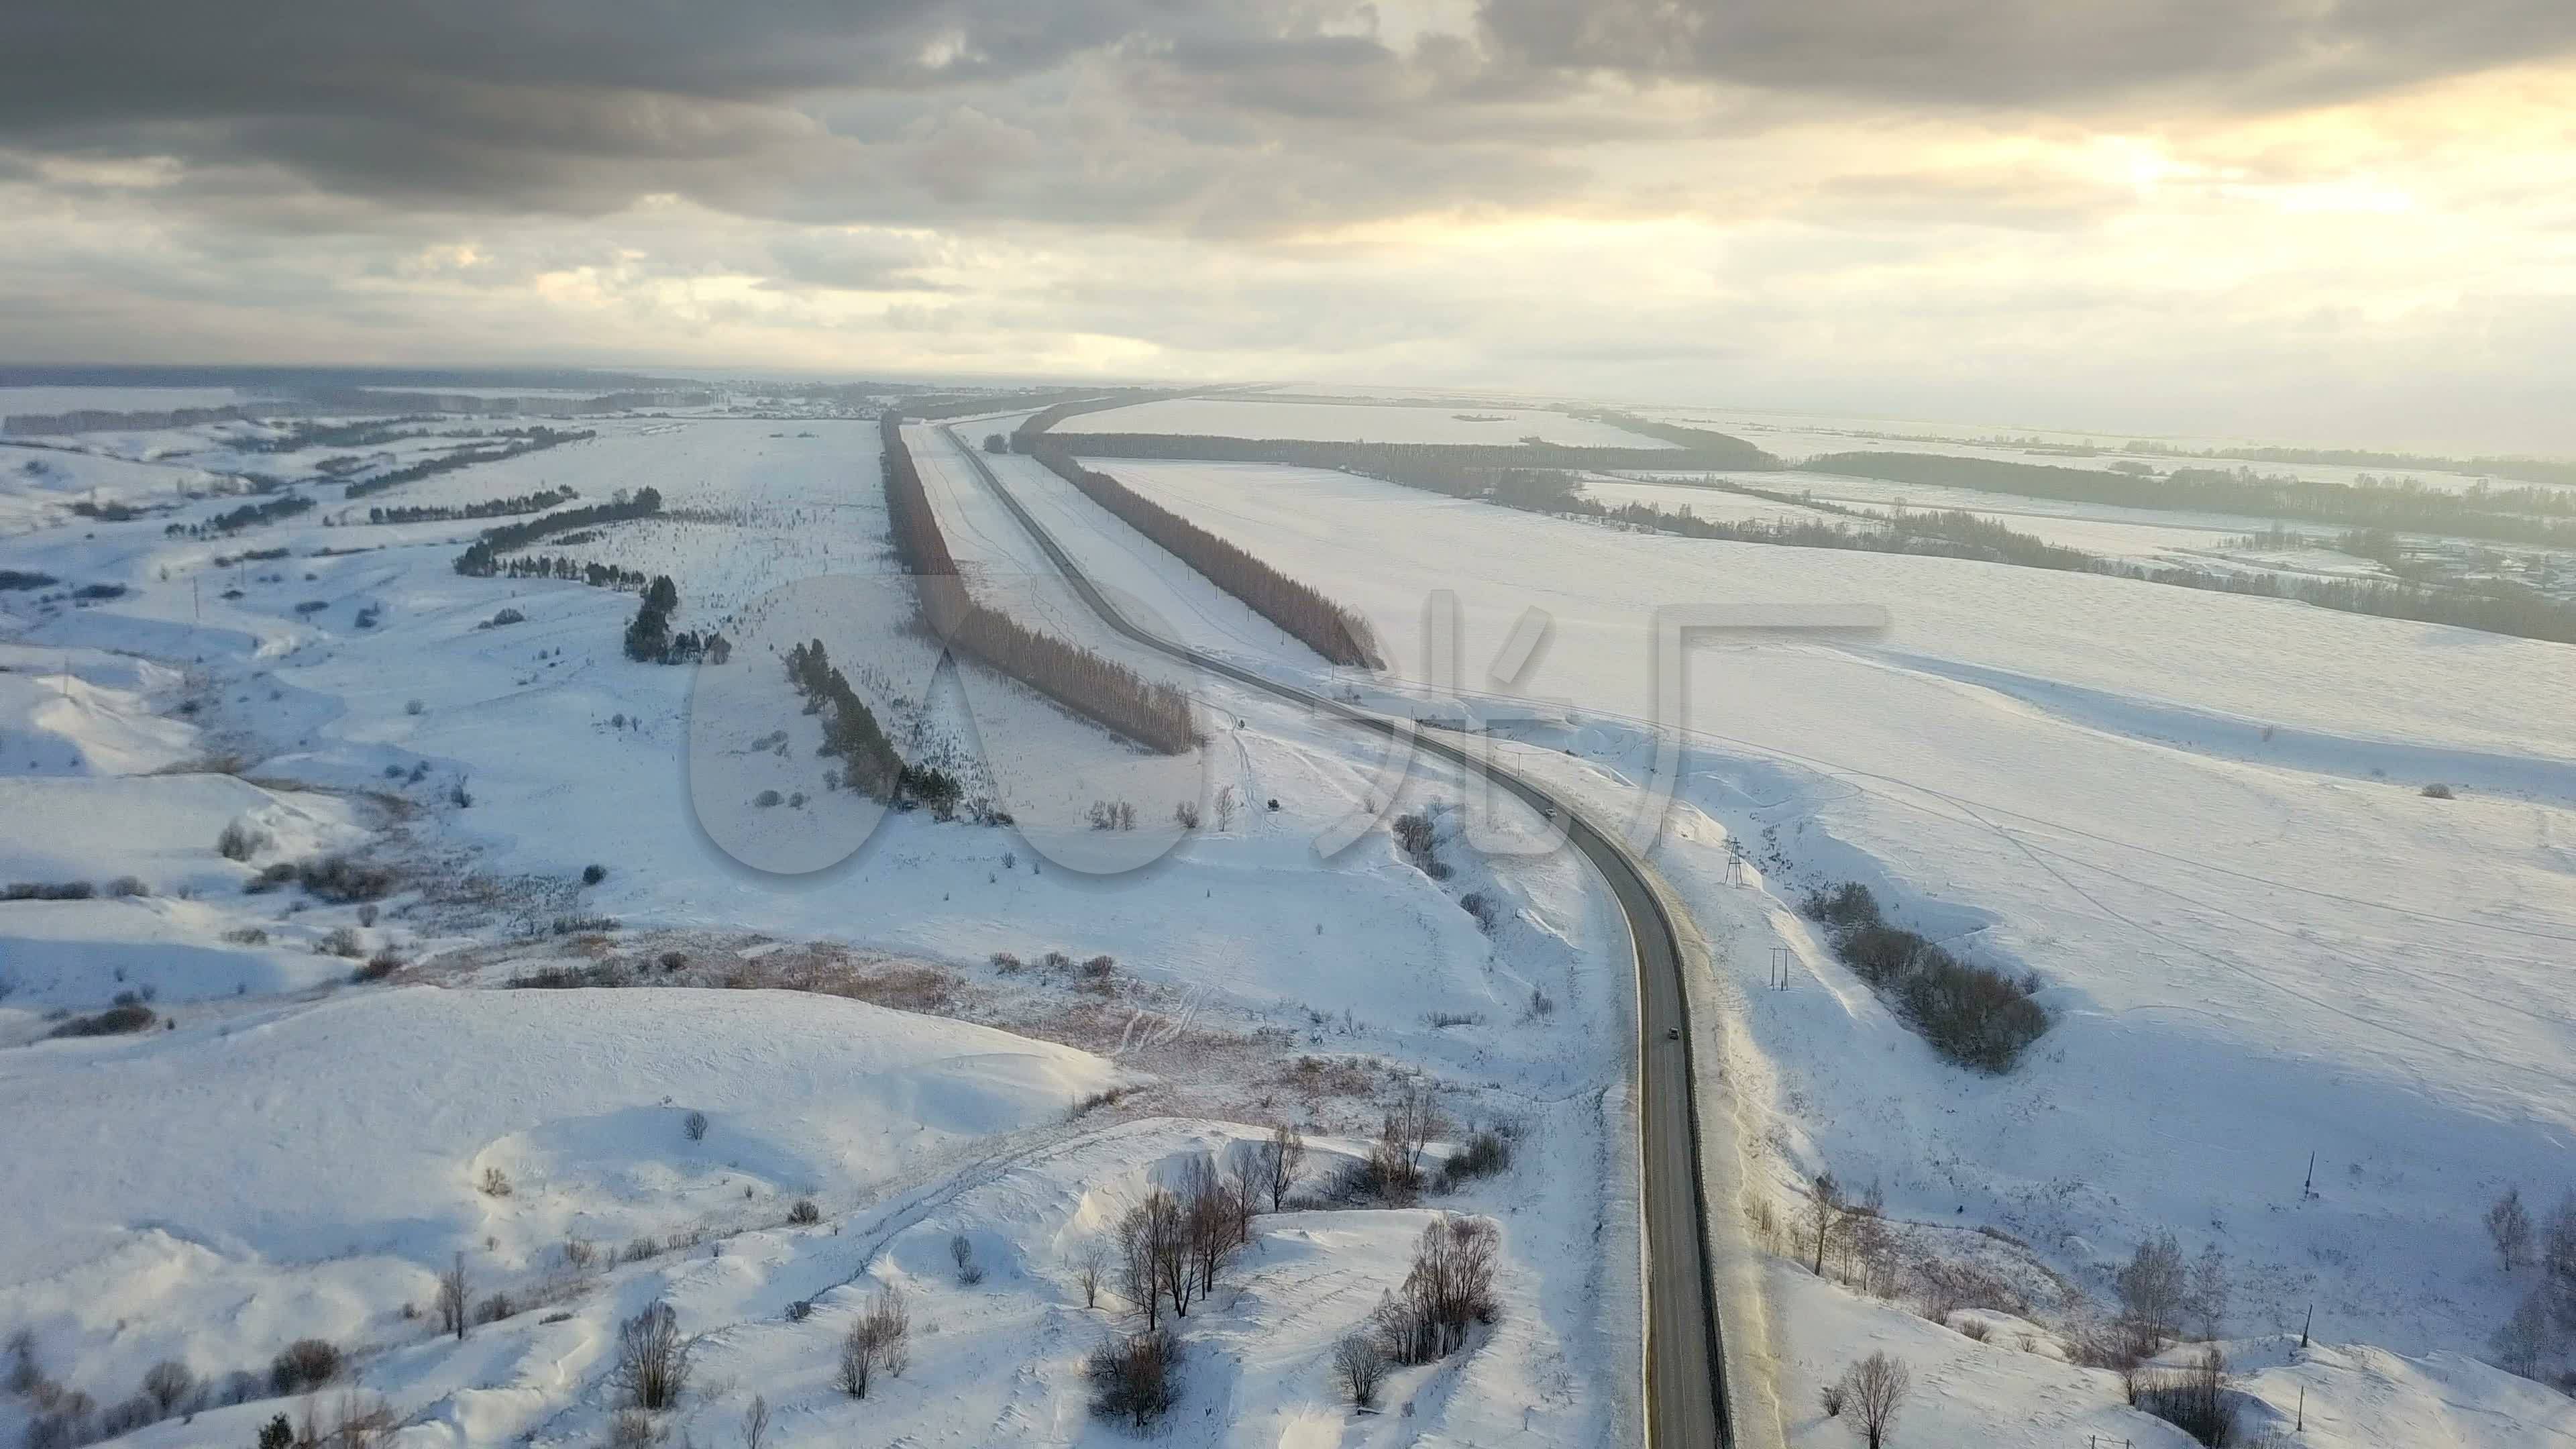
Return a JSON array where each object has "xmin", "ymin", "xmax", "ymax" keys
[
  {"xmin": 1586, "ymin": 474, "xmax": 2335, "ymax": 572},
  {"xmin": 1054, "ymin": 396, "xmax": 1680, "ymax": 449},
  {"xmin": 1061, "ymin": 449, "xmax": 2576, "ymax": 1442},
  {"xmin": 8, "ymin": 372, "xmax": 2574, "ymax": 1448},
  {"xmin": 0, "ymin": 398, "xmax": 1641, "ymax": 1449},
  {"xmin": 1635, "ymin": 403, "xmax": 2551, "ymax": 497}
]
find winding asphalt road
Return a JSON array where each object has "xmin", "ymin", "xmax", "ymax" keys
[{"xmin": 928, "ymin": 423, "xmax": 1744, "ymax": 1448}]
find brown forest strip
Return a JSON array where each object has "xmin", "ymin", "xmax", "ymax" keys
[
  {"xmin": 1014, "ymin": 406, "xmax": 1384, "ymax": 668},
  {"xmin": 879, "ymin": 415, "xmax": 1196, "ymax": 754}
]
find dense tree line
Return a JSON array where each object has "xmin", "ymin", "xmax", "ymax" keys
[
  {"xmin": 901, "ymin": 386, "xmax": 1157, "ymax": 421},
  {"xmin": 879, "ymin": 415, "xmax": 1195, "ymax": 754},
  {"xmin": 2123, "ymin": 438, "xmax": 2576, "ymax": 491},
  {"xmin": 1800, "ymin": 450, "xmax": 2576, "ymax": 547},
  {"xmin": 1056, "ymin": 429, "xmax": 1772, "ymax": 476},
  {"xmin": 183, "ymin": 492, "xmax": 314, "ymax": 537},
  {"xmin": 366, "ymin": 486, "xmax": 574, "ymax": 525},
  {"xmin": 452, "ymin": 487, "xmax": 661, "ymax": 575},
  {"xmin": 785, "ymin": 638, "xmax": 905, "ymax": 797},
  {"xmin": 1016, "ymin": 429, "xmax": 1382, "ymax": 667},
  {"xmin": 480, "ymin": 555, "xmax": 647, "ymax": 588},
  {"xmin": 1566, "ymin": 409, "xmax": 1786, "ymax": 464},
  {"xmin": 343, "ymin": 427, "xmax": 592, "ymax": 499}
]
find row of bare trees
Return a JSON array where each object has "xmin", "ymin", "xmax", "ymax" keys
[
  {"xmin": 879, "ymin": 415, "xmax": 1197, "ymax": 753},
  {"xmin": 1014, "ymin": 429, "xmax": 1383, "ymax": 667}
]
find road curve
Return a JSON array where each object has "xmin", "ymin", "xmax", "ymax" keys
[{"xmin": 926, "ymin": 421, "xmax": 1746, "ymax": 1448}]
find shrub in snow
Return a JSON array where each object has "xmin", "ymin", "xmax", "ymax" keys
[
  {"xmin": 474, "ymin": 1291, "xmax": 515, "ymax": 1325},
  {"xmin": 3, "ymin": 881, "xmax": 94, "ymax": 902},
  {"xmin": 48, "ymin": 1003, "xmax": 156, "ymax": 1038},
  {"xmin": 836, "ymin": 1289, "xmax": 908, "ymax": 1399},
  {"xmin": 682, "ymin": 1110, "xmax": 708, "ymax": 1142},
  {"xmin": 351, "ymin": 950, "xmax": 402, "ymax": 983},
  {"xmin": 787, "ymin": 1199, "xmax": 820, "ymax": 1226},
  {"xmin": 298, "ymin": 856, "xmax": 396, "ymax": 902},
  {"xmin": 318, "ymin": 926, "xmax": 365, "ymax": 958},
  {"xmin": 217, "ymin": 822, "xmax": 269, "ymax": 861},
  {"xmin": 268, "ymin": 1339, "xmax": 341, "ymax": 1395},
  {"xmin": 103, "ymin": 875, "xmax": 150, "ymax": 899},
  {"xmin": 753, "ymin": 789, "xmax": 782, "ymax": 808},
  {"xmin": 625, "ymin": 1236, "xmax": 659, "ymax": 1263},
  {"xmin": 480, "ymin": 1166, "xmax": 513, "ymax": 1198},
  {"xmin": 583, "ymin": 863, "xmax": 608, "ymax": 885},
  {"xmin": 1086, "ymin": 1328, "xmax": 1181, "ymax": 1430},
  {"xmin": 2133, "ymin": 1346, "xmax": 2231, "ymax": 1447},
  {"xmin": 1439, "ymin": 1129, "xmax": 1513, "ymax": 1188},
  {"xmin": 951, "ymin": 1234, "xmax": 983, "ymax": 1285},
  {"xmin": 404, "ymin": 698, "xmax": 425, "ymax": 715}
]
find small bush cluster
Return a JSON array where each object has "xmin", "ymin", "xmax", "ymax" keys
[
  {"xmin": 1370, "ymin": 1214, "xmax": 1500, "ymax": 1366},
  {"xmin": 1391, "ymin": 812, "xmax": 1448, "ymax": 879},
  {"xmin": 48, "ymin": 1002, "xmax": 157, "ymax": 1038},
  {"xmin": 268, "ymin": 1338, "xmax": 342, "ymax": 1395},
  {"xmin": 4, "ymin": 881, "xmax": 94, "ymax": 902},
  {"xmin": 1801, "ymin": 882, "xmax": 2047, "ymax": 1073},
  {"xmin": 1086, "ymin": 1328, "xmax": 1181, "ymax": 1430},
  {"xmin": 299, "ymin": 856, "xmax": 397, "ymax": 903},
  {"xmin": 217, "ymin": 822, "xmax": 270, "ymax": 861},
  {"xmin": 350, "ymin": 950, "xmax": 403, "ymax": 983}
]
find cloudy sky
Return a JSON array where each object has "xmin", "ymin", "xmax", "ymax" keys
[{"xmin": 4, "ymin": 1, "xmax": 2573, "ymax": 452}]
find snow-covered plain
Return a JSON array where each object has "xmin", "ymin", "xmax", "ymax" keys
[
  {"xmin": 1063, "ymin": 449, "xmax": 2576, "ymax": 1442},
  {"xmin": 0, "ymin": 402, "xmax": 1642, "ymax": 1449}
]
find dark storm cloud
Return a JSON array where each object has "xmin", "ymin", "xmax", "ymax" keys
[{"xmin": 1477, "ymin": 0, "xmax": 2576, "ymax": 110}]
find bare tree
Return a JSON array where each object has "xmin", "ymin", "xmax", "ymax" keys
[
  {"xmin": 1118, "ymin": 1193, "xmax": 1178, "ymax": 1330},
  {"xmin": 837, "ymin": 1288, "xmax": 910, "ymax": 1399},
  {"xmin": 739, "ymin": 1393, "xmax": 771, "ymax": 1449},
  {"xmin": 1841, "ymin": 1352, "xmax": 1912, "ymax": 1449},
  {"xmin": 2186, "ymin": 1244, "xmax": 2229, "ymax": 1342},
  {"xmin": 2116, "ymin": 1232, "xmax": 2188, "ymax": 1352},
  {"xmin": 1845, "ymin": 1181, "xmax": 1898, "ymax": 1299},
  {"xmin": 5, "ymin": 1328, "xmax": 38, "ymax": 1395},
  {"xmin": 1075, "ymin": 1240, "xmax": 1111, "ymax": 1309},
  {"xmin": 1224, "ymin": 1145, "xmax": 1263, "ymax": 1243},
  {"xmin": 1806, "ymin": 1173, "xmax": 1844, "ymax": 1276},
  {"xmin": 1383, "ymin": 1083, "xmax": 1447, "ymax": 1182},
  {"xmin": 140, "ymin": 1360, "xmax": 193, "ymax": 1418},
  {"xmin": 1182, "ymin": 1155, "xmax": 1241, "ymax": 1297},
  {"xmin": 2492, "ymin": 1287, "xmax": 2551, "ymax": 1378},
  {"xmin": 436, "ymin": 1253, "xmax": 470, "ymax": 1341},
  {"xmin": 2543, "ymin": 1191, "xmax": 2576, "ymax": 1288},
  {"xmin": 1334, "ymin": 1332, "xmax": 1389, "ymax": 1409},
  {"xmin": 610, "ymin": 1301, "xmax": 692, "ymax": 1411},
  {"xmin": 951, "ymin": 1233, "xmax": 983, "ymax": 1285},
  {"xmin": 1257, "ymin": 1122, "xmax": 1307, "ymax": 1211},
  {"xmin": 2488, "ymin": 1186, "xmax": 2534, "ymax": 1273}
]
